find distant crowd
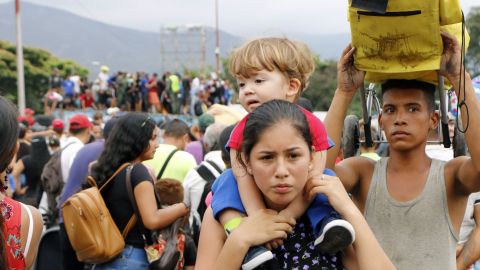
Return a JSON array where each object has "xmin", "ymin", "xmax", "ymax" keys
[{"xmin": 43, "ymin": 66, "xmax": 236, "ymax": 116}]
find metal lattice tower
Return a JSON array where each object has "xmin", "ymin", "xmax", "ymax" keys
[{"xmin": 160, "ymin": 24, "xmax": 206, "ymax": 75}]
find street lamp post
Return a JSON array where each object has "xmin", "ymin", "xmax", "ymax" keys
[{"xmin": 15, "ymin": 0, "xmax": 26, "ymax": 112}]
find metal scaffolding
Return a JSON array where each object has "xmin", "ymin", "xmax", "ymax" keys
[{"xmin": 159, "ymin": 24, "xmax": 206, "ymax": 75}]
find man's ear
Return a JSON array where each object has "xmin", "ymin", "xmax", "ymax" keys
[
  {"xmin": 190, "ymin": 125, "xmax": 201, "ymax": 140},
  {"xmin": 378, "ymin": 113, "xmax": 383, "ymax": 130},
  {"xmin": 183, "ymin": 133, "xmax": 191, "ymax": 144},
  {"xmin": 286, "ymin": 78, "xmax": 301, "ymax": 100},
  {"xmin": 430, "ymin": 111, "xmax": 440, "ymax": 130}
]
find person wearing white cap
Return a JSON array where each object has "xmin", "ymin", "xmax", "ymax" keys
[{"xmin": 97, "ymin": 66, "xmax": 110, "ymax": 109}]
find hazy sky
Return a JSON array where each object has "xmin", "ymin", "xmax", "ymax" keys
[{"xmin": 2, "ymin": 0, "xmax": 479, "ymax": 37}]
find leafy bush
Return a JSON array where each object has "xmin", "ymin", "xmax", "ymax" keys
[{"xmin": 0, "ymin": 40, "xmax": 88, "ymax": 112}]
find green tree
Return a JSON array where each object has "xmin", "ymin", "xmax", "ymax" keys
[
  {"xmin": 303, "ymin": 57, "xmax": 363, "ymax": 117},
  {"xmin": 0, "ymin": 41, "xmax": 88, "ymax": 112},
  {"xmin": 467, "ymin": 6, "xmax": 480, "ymax": 77}
]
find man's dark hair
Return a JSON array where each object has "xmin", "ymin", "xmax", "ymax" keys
[
  {"xmin": 163, "ymin": 119, "xmax": 190, "ymax": 138},
  {"xmin": 381, "ymin": 79, "xmax": 436, "ymax": 112},
  {"xmin": 103, "ymin": 117, "xmax": 119, "ymax": 139},
  {"xmin": 70, "ymin": 127, "xmax": 88, "ymax": 136}
]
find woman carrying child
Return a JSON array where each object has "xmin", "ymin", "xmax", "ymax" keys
[{"xmin": 196, "ymin": 100, "xmax": 395, "ymax": 270}]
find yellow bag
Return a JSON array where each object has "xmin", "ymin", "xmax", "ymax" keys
[
  {"xmin": 62, "ymin": 163, "xmax": 136, "ymax": 264},
  {"xmin": 348, "ymin": 0, "xmax": 469, "ymax": 85}
]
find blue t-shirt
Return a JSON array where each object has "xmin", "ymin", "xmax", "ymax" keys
[
  {"xmin": 63, "ymin": 79, "xmax": 75, "ymax": 96},
  {"xmin": 58, "ymin": 140, "xmax": 104, "ymax": 222},
  {"xmin": 140, "ymin": 77, "xmax": 148, "ymax": 95}
]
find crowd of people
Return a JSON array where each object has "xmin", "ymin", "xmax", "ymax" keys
[
  {"xmin": 0, "ymin": 27, "xmax": 480, "ymax": 270},
  {"xmin": 43, "ymin": 66, "xmax": 236, "ymax": 117}
]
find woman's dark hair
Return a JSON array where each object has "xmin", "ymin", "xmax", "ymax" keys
[
  {"xmin": 237, "ymin": 100, "xmax": 312, "ymax": 169},
  {"xmin": 18, "ymin": 124, "xmax": 28, "ymax": 139},
  {"xmin": 28, "ymin": 136, "xmax": 51, "ymax": 175},
  {"xmin": 90, "ymin": 112, "xmax": 156, "ymax": 186},
  {"xmin": 0, "ymin": 96, "xmax": 19, "ymax": 172}
]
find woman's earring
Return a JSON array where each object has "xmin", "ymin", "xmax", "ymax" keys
[{"xmin": 3, "ymin": 167, "xmax": 12, "ymax": 190}]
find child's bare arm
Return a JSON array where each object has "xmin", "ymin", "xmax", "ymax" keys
[
  {"xmin": 231, "ymin": 149, "xmax": 266, "ymax": 216},
  {"xmin": 279, "ymin": 150, "xmax": 327, "ymax": 219}
]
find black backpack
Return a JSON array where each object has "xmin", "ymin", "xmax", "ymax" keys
[
  {"xmin": 195, "ymin": 160, "xmax": 223, "ymax": 220},
  {"xmin": 41, "ymin": 142, "xmax": 75, "ymax": 213},
  {"xmin": 187, "ymin": 160, "xmax": 223, "ymax": 246}
]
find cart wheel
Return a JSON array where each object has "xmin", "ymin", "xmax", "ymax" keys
[
  {"xmin": 453, "ymin": 126, "xmax": 467, "ymax": 157},
  {"xmin": 342, "ymin": 115, "xmax": 360, "ymax": 158}
]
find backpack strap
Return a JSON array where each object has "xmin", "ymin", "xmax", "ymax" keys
[
  {"xmin": 156, "ymin": 149, "xmax": 179, "ymax": 180},
  {"xmin": 196, "ymin": 165, "xmax": 217, "ymax": 182},
  {"xmin": 205, "ymin": 160, "xmax": 223, "ymax": 174},
  {"xmin": 60, "ymin": 141, "xmax": 76, "ymax": 152},
  {"xmin": 97, "ymin": 163, "xmax": 131, "ymax": 191},
  {"xmin": 196, "ymin": 160, "xmax": 223, "ymax": 182},
  {"xmin": 121, "ymin": 215, "xmax": 137, "ymax": 238},
  {"xmin": 86, "ymin": 162, "xmax": 136, "ymax": 238}
]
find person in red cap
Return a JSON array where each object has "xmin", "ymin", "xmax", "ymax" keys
[
  {"xmin": 52, "ymin": 119, "xmax": 67, "ymax": 146},
  {"xmin": 52, "ymin": 119, "xmax": 64, "ymax": 133},
  {"xmin": 60, "ymin": 114, "xmax": 93, "ymax": 187},
  {"xmin": 68, "ymin": 114, "xmax": 93, "ymax": 132},
  {"xmin": 23, "ymin": 108, "xmax": 34, "ymax": 116},
  {"xmin": 17, "ymin": 108, "xmax": 35, "ymax": 128}
]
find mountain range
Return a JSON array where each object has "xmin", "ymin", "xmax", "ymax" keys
[{"xmin": 0, "ymin": 1, "xmax": 350, "ymax": 78}]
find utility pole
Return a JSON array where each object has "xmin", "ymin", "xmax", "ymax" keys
[
  {"xmin": 215, "ymin": 0, "xmax": 220, "ymax": 75},
  {"xmin": 160, "ymin": 25, "xmax": 165, "ymax": 74},
  {"xmin": 173, "ymin": 27, "xmax": 179, "ymax": 72},
  {"xmin": 201, "ymin": 26, "xmax": 206, "ymax": 76},
  {"xmin": 15, "ymin": 0, "xmax": 26, "ymax": 112}
]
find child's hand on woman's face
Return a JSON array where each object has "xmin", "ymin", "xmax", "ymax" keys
[
  {"xmin": 230, "ymin": 209, "xmax": 295, "ymax": 248},
  {"xmin": 305, "ymin": 174, "xmax": 356, "ymax": 217}
]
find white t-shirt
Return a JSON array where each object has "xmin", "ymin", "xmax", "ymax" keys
[
  {"xmin": 69, "ymin": 75, "xmax": 81, "ymax": 94},
  {"xmin": 426, "ymin": 144, "xmax": 454, "ymax": 162},
  {"xmin": 459, "ymin": 192, "xmax": 480, "ymax": 244},
  {"xmin": 98, "ymin": 72, "xmax": 109, "ymax": 91},
  {"xmin": 183, "ymin": 151, "xmax": 225, "ymax": 225},
  {"xmin": 60, "ymin": 136, "xmax": 84, "ymax": 183}
]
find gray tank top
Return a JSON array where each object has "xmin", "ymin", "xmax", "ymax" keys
[{"xmin": 364, "ymin": 158, "xmax": 458, "ymax": 270}]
